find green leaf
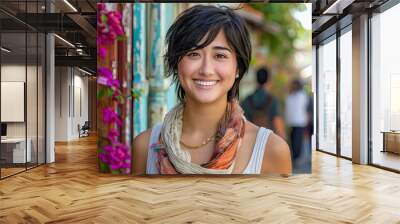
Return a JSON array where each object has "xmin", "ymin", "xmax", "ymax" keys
[
  {"xmin": 101, "ymin": 14, "xmax": 108, "ymax": 23},
  {"xmin": 131, "ymin": 88, "xmax": 143, "ymax": 100},
  {"xmin": 97, "ymin": 88, "xmax": 107, "ymax": 99},
  {"xmin": 111, "ymin": 169, "xmax": 121, "ymax": 174},
  {"xmin": 119, "ymin": 96, "xmax": 125, "ymax": 104},
  {"xmin": 106, "ymin": 88, "xmax": 114, "ymax": 97},
  {"xmin": 117, "ymin": 36, "xmax": 126, "ymax": 41},
  {"xmin": 99, "ymin": 162, "xmax": 110, "ymax": 172}
]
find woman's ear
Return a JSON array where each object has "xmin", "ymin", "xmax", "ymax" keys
[{"xmin": 235, "ymin": 70, "xmax": 240, "ymax": 79}]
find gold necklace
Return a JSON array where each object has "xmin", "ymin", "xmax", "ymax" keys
[
  {"xmin": 178, "ymin": 102, "xmax": 229, "ymax": 150},
  {"xmin": 180, "ymin": 135, "xmax": 215, "ymax": 149}
]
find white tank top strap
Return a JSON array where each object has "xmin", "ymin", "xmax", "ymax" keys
[
  {"xmin": 146, "ymin": 123, "xmax": 163, "ymax": 174},
  {"xmin": 242, "ymin": 127, "xmax": 272, "ymax": 174}
]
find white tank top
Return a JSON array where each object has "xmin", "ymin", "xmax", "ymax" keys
[{"xmin": 146, "ymin": 123, "xmax": 272, "ymax": 174}]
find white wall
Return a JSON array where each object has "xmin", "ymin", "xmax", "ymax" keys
[
  {"xmin": 1, "ymin": 65, "xmax": 30, "ymax": 138},
  {"xmin": 1, "ymin": 82, "xmax": 25, "ymax": 122},
  {"xmin": 55, "ymin": 66, "xmax": 69, "ymax": 141},
  {"xmin": 72, "ymin": 73, "xmax": 89, "ymax": 138},
  {"xmin": 54, "ymin": 67, "xmax": 89, "ymax": 141},
  {"xmin": 1, "ymin": 65, "xmax": 26, "ymax": 81}
]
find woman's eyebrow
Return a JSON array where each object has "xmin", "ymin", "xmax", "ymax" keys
[{"xmin": 212, "ymin": 46, "xmax": 232, "ymax": 53}]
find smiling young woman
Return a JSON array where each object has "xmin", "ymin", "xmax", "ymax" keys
[{"xmin": 132, "ymin": 5, "xmax": 292, "ymax": 175}]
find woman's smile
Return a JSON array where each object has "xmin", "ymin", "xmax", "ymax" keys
[{"xmin": 193, "ymin": 79, "xmax": 220, "ymax": 89}]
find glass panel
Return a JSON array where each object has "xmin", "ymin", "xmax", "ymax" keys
[
  {"xmin": 0, "ymin": 1, "xmax": 46, "ymax": 178},
  {"xmin": 38, "ymin": 32, "xmax": 45, "ymax": 165},
  {"xmin": 27, "ymin": 0, "xmax": 39, "ymax": 169},
  {"xmin": 27, "ymin": 31, "xmax": 38, "ymax": 169},
  {"xmin": 1, "ymin": 30, "xmax": 27, "ymax": 177},
  {"xmin": 340, "ymin": 29, "xmax": 352, "ymax": 158},
  {"xmin": 371, "ymin": 4, "xmax": 400, "ymax": 171},
  {"xmin": 317, "ymin": 37, "xmax": 337, "ymax": 154}
]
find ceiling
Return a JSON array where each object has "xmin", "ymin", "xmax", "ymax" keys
[
  {"xmin": 0, "ymin": 0, "xmax": 96, "ymax": 74},
  {"xmin": 311, "ymin": 0, "xmax": 390, "ymax": 44},
  {"xmin": 1, "ymin": 0, "xmax": 396, "ymax": 73}
]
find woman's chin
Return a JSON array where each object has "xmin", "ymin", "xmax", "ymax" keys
[{"xmin": 188, "ymin": 93, "xmax": 222, "ymax": 105}]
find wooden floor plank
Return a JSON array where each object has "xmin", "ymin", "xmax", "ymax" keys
[{"xmin": 0, "ymin": 135, "xmax": 399, "ymax": 223}]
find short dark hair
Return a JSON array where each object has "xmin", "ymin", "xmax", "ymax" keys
[
  {"xmin": 291, "ymin": 79, "xmax": 303, "ymax": 92},
  {"xmin": 164, "ymin": 5, "xmax": 252, "ymax": 103},
  {"xmin": 256, "ymin": 67, "xmax": 270, "ymax": 85}
]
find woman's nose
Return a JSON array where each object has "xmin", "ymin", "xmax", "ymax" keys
[{"xmin": 199, "ymin": 55, "xmax": 214, "ymax": 77}]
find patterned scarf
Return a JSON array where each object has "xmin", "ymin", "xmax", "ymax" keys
[{"xmin": 151, "ymin": 99, "xmax": 246, "ymax": 174}]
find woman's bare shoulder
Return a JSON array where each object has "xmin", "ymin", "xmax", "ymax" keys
[
  {"xmin": 243, "ymin": 121, "xmax": 291, "ymax": 176},
  {"xmin": 261, "ymin": 132, "xmax": 292, "ymax": 176},
  {"xmin": 133, "ymin": 129, "xmax": 152, "ymax": 147},
  {"xmin": 132, "ymin": 129, "xmax": 152, "ymax": 175}
]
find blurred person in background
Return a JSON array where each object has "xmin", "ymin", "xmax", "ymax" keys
[
  {"xmin": 285, "ymin": 79, "xmax": 308, "ymax": 162},
  {"xmin": 241, "ymin": 67, "xmax": 286, "ymax": 139}
]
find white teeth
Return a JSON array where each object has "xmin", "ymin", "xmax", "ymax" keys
[{"xmin": 194, "ymin": 80, "xmax": 218, "ymax": 86}]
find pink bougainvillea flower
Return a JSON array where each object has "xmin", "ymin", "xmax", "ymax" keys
[
  {"xmin": 97, "ymin": 67, "xmax": 121, "ymax": 90},
  {"xmin": 103, "ymin": 145, "xmax": 114, "ymax": 152},
  {"xmin": 102, "ymin": 107, "xmax": 118, "ymax": 123},
  {"xmin": 97, "ymin": 3, "xmax": 105, "ymax": 11},
  {"xmin": 107, "ymin": 128, "xmax": 119, "ymax": 143},
  {"xmin": 97, "ymin": 5, "xmax": 130, "ymax": 174},
  {"xmin": 97, "ymin": 76, "xmax": 108, "ymax": 86},
  {"xmin": 99, "ymin": 153, "xmax": 108, "ymax": 163},
  {"xmin": 98, "ymin": 47, "xmax": 107, "ymax": 59},
  {"xmin": 98, "ymin": 67, "xmax": 113, "ymax": 79},
  {"xmin": 102, "ymin": 107, "xmax": 123, "ymax": 127},
  {"xmin": 110, "ymin": 79, "xmax": 120, "ymax": 89},
  {"xmin": 100, "ymin": 143, "xmax": 130, "ymax": 171}
]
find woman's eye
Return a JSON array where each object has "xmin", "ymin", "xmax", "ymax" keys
[
  {"xmin": 216, "ymin": 54, "xmax": 227, "ymax": 59},
  {"xmin": 187, "ymin": 52, "xmax": 199, "ymax": 57}
]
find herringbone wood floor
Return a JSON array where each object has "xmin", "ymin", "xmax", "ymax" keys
[{"xmin": 0, "ymin": 135, "xmax": 400, "ymax": 224}]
